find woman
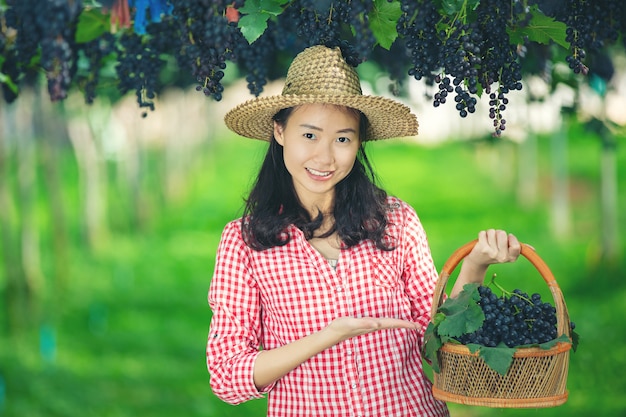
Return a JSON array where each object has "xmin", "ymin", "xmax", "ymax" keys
[{"xmin": 207, "ymin": 45, "xmax": 520, "ymax": 417}]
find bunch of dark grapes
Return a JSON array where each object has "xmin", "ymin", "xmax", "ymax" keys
[
  {"xmin": 437, "ymin": 21, "xmax": 482, "ymax": 117},
  {"xmin": 3, "ymin": 0, "xmax": 82, "ymax": 102},
  {"xmin": 342, "ymin": 0, "xmax": 375, "ymax": 62},
  {"xmin": 395, "ymin": 0, "xmax": 524, "ymax": 136},
  {"xmin": 397, "ymin": 0, "xmax": 442, "ymax": 86},
  {"xmin": 457, "ymin": 286, "xmax": 563, "ymax": 348},
  {"xmin": 40, "ymin": 0, "xmax": 83, "ymax": 101},
  {"xmin": 115, "ymin": 31, "xmax": 166, "ymax": 115},
  {"xmin": 4, "ymin": 0, "xmax": 41, "ymax": 76},
  {"xmin": 230, "ymin": 29, "xmax": 272, "ymax": 97},
  {"xmin": 171, "ymin": 0, "xmax": 242, "ymax": 100},
  {"xmin": 288, "ymin": 0, "xmax": 340, "ymax": 49},
  {"xmin": 278, "ymin": 0, "xmax": 369, "ymax": 67},
  {"xmin": 77, "ymin": 33, "xmax": 116, "ymax": 104},
  {"xmin": 372, "ymin": 39, "xmax": 411, "ymax": 96},
  {"xmin": 0, "ymin": 33, "xmax": 20, "ymax": 103},
  {"xmin": 475, "ymin": 0, "xmax": 523, "ymax": 136},
  {"xmin": 536, "ymin": 0, "xmax": 623, "ymax": 76}
]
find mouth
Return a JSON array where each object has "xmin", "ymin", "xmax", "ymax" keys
[{"xmin": 306, "ymin": 167, "xmax": 332, "ymax": 178}]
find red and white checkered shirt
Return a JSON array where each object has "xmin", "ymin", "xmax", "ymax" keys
[{"xmin": 207, "ymin": 196, "xmax": 449, "ymax": 417}]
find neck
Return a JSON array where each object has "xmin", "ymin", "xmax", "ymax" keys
[{"xmin": 302, "ymin": 205, "xmax": 333, "ymax": 225}]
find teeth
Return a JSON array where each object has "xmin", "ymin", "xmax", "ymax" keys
[{"xmin": 307, "ymin": 168, "xmax": 331, "ymax": 177}]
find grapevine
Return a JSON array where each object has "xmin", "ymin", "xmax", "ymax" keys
[{"xmin": 0, "ymin": 0, "xmax": 624, "ymax": 135}]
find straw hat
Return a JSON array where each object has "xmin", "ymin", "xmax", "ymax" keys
[{"xmin": 224, "ymin": 45, "xmax": 418, "ymax": 141}]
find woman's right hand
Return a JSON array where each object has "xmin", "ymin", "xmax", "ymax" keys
[{"xmin": 324, "ymin": 316, "xmax": 420, "ymax": 344}]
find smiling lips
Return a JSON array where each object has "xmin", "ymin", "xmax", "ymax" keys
[{"xmin": 306, "ymin": 167, "xmax": 333, "ymax": 178}]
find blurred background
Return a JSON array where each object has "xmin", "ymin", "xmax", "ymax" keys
[
  {"xmin": 1, "ymin": 59, "xmax": 625, "ymax": 416},
  {"xmin": 1, "ymin": 1, "xmax": 626, "ymax": 416}
]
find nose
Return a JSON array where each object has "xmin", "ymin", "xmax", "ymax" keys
[{"xmin": 313, "ymin": 140, "xmax": 334, "ymax": 165}]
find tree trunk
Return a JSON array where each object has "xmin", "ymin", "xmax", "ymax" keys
[
  {"xmin": 550, "ymin": 117, "xmax": 571, "ymax": 239},
  {"xmin": 36, "ymin": 96, "xmax": 71, "ymax": 311},
  {"xmin": 600, "ymin": 139, "xmax": 619, "ymax": 262},
  {"xmin": 15, "ymin": 89, "xmax": 44, "ymax": 308},
  {"xmin": 66, "ymin": 109, "xmax": 107, "ymax": 250},
  {"xmin": 517, "ymin": 129, "xmax": 538, "ymax": 209},
  {"xmin": 0, "ymin": 100, "xmax": 27, "ymax": 334}
]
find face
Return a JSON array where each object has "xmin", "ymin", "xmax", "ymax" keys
[{"xmin": 273, "ymin": 103, "xmax": 361, "ymax": 214}]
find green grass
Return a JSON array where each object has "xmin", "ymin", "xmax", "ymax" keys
[{"xmin": 1, "ymin": 125, "xmax": 625, "ymax": 416}]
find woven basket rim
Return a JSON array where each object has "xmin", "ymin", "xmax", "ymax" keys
[
  {"xmin": 432, "ymin": 387, "xmax": 569, "ymax": 408},
  {"xmin": 439, "ymin": 340, "xmax": 572, "ymax": 357}
]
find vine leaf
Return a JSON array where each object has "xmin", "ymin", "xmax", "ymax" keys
[
  {"xmin": 0, "ymin": 71, "xmax": 18, "ymax": 94},
  {"xmin": 437, "ymin": 283, "xmax": 484, "ymax": 338},
  {"xmin": 76, "ymin": 8, "xmax": 110, "ymax": 43},
  {"xmin": 238, "ymin": 0, "xmax": 288, "ymax": 44},
  {"xmin": 369, "ymin": 0, "xmax": 402, "ymax": 50},
  {"xmin": 468, "ymin": 343, "xmax": 517, "ymax": 376},
  {"xmin": 239, "ymin": 13, "xmax": 270, "ymax": 44},
  {"xmin": 423, "ymin": 322, "xmax": 443, "ymax": 373},
  {"xmin": 508, "ymin": 7, "xmax": 569, "ymax": 49}
]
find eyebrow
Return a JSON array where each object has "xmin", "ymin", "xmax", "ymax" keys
[{"xmin": 299, "ymin": 124, "xmax": 357, "ymax": 134}]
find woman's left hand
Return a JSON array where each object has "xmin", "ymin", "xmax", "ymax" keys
[
  {"xmin": 466, "ymin": 229, "xmax": 521, "ymax": 266},
  {"xmin": 450, "ymin": 229, "xmax": 521, "ymax": 298}
]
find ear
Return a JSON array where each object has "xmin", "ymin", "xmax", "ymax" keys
[{"xmin": 273, "ymin": 121, "xmax": 285, "ymax": 146}]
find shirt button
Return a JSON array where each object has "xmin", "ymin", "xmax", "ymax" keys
[
  {"xmin": 336, "ymin": 286, "xmax": 343, "ymax": 292},
  {"xmin": 346, "ymin": 349, "xmax": 353, "ymax": 355},
  {"xmin": 351, "ymin": 383, "xmax": 357, "ymax": 389}
]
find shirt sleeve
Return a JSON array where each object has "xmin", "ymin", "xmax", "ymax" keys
[
  {"xmin": 397, "ymin": 200, "xmax": 440, "ymax": 345},
  {"xmin": 206, "ymin": 220, "xmax": 274, "ymax": 404}
]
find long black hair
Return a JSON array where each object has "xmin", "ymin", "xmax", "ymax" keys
[{"xmin": 241, "ymin": 106, "xmax": 394, "ymax": 251}]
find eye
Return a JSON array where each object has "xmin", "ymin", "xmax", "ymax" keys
[
  {"xmin": 336, "ymin": 136, "xmax": 351, "ymax": 143},
  {"xmin": 304, "ymin": 132, "xmax": 316, "ymax": 140}
]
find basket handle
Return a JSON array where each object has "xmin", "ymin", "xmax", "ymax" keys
[{"xmin": 431, "ymin": 240, "xmax": 571, "ymax": 338}]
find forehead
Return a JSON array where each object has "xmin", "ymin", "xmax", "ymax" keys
[{"xmin": 290, "ymin": 103, "xmax": 360, "ymax": 122}]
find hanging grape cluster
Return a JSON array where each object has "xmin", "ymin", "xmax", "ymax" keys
[
  {"xmin": 2, "ymin": 0, "xmax": 82, "ymax": 102},
  {"xmin": 0, "ymin": 0, "xmax": 624, "ymax": 134},
  {"xmin": 547, "ymin": 0, "xmax": 625, "ymax": 76}
]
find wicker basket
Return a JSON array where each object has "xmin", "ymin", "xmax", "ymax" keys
[{"xmin": 430, "ymin": 240, "xmax": 572, "ymax": 408}]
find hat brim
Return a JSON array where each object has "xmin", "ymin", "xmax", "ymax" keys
[{"xmin": 224, "ymin": 94, "xmax": 419, "ymax": 142}]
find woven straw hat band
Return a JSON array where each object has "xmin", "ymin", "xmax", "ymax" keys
[
  {"xmin": 282, "ymin": 46, "xmax": 363, "ymax": 96},
  {"xmin": 223, "ymin": 45, "xmax": 418, "ymax": 141}
]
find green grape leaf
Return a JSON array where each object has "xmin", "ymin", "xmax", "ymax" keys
[
  {"xmin": 423, "ymin": 322, "xmax": 443, "ymax": 373},
  {"xmin": 238, "ymin": 0, "xmax": 287, "ymax": 16},
  {"xmin": 369, "ymin": 0, "xmax": 402, "ymax": 50},
  {"xmin": 0, "ymin": 71, "xmax": 18, "ymax": 94},
  {"xmin": 238, "ymin": 13, "xmax": 270, "ymax": 44},
  {"xmin": 437, "ymin": 283, "xmax": 480, "ymax": 316},
  {"xmin": 76, "ymin": 8, "xmax": 110, "ymax": 43},
  {"xmin": 538, "ymin": 333, "xmax": 572, "ymax": 349},
  {"xmin": 238, "ymin": 0, "xmax": 288, "ymax": 44},
  {"xmin": 432, "ymin": 312, "xmax": 446, "ymax": 326},
  {"xmin": 507, "ymin": 7, "xmax": 569, "ymax": 49},
  {"xmin": 476, "ymin": 343, "xmax": 517, "ymax": 376},
  {"xmin": 436, "ymin": 283, "xmax": 484, "ymax": 337}
]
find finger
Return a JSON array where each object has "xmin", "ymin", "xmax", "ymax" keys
[
  {"xmin": 496, "ymin": 229, "xmax": 509, "ymax": 253},
  {"xmin": 375, "ymin": 318, "xmax": 421, "ymax": 331},
  {"xmin": 507, "ymin": 233, "xmax": 522, "ymax": 260},
  {"xmin": 485, "ymin": 228, "xmax": 496, "ymax": 246}
]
